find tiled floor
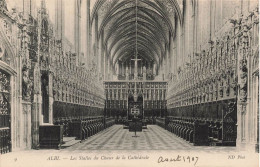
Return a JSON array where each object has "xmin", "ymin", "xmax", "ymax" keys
[
  {"xmin": 65, "ymin": 125, "xmax": 236, "ymax": 151},
  {"xmin": 2, "ymin": 125, "xmax": 254, "ymax": 167}
]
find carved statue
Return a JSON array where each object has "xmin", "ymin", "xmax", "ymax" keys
[
  {"xmin": 22, "ymin": 67, "xmax": 32, "ymax": 101},
  {"xmin": 238, "ymin": 58, "xmax": 248, "ymax": 102}
]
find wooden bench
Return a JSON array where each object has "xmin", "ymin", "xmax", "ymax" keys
[{"xmin": 39, "ymin": 125, "xmax": 63, "ymax": 149}]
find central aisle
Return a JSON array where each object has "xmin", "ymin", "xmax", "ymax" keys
[{"xmin": 66, "ymin": 125, "xmax": 235, "ymax": 151}]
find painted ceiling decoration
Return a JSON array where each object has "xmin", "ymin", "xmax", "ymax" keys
[{"xmin": 91, "ymin": 0, "xmax": 183, "ymax": 70}]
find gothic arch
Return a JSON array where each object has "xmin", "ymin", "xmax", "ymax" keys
[{"xmin": 0, "ymin": 20, "xmax": 17, "ymax": 74}]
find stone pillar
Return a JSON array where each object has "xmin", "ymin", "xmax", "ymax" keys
[
  {"xmin": 169, "ymin": 36, "xmax": 175, "ymax": 74},
  {"xmin": 23, "ymin": 0, "xmax": 31, "ymax": 19},
  {"xmin": 86, "ymin": 0, "xmax": 91, "ymax": 68},
  {"xmin": 122, "ymin": 61, "xmax": 125, "ymax": 76},
  {"xmin": 153, "ymin": 62, "xmax": 156, "ymax": 76},
  {"xmin": 31, "ymin": 0, "xmax": 37, "ymax": 18},
  {"xmin": 126, "ymin": 66, "xmax": 129, "ymax": 80},
  {"xmin": 21, "ymin": 102, "xmax": 32, "ymax": 149},
  {"xmin": 48, "ymin": 72, "xmax": 54, "ymax": 124},
  {"xmin": 140, "ymin": 60, "xmax": 143, "ymax": 74},
  {"xmin": 173, "ymin": 37, "xmax": 178, "ymax": 74},
  {"xmin": 143, "ymin": 66, "xmax": 146, "ymax": 80},
  {"xmin": 90, "ymin": 14, "xmax": 96, "ymax": 67},
  {"xmin": 120, "ymin": 61, "xmax": 122, "ymax": 75},
  {"xmin": 129, "ymin": 61, "xmax": 132, "ymax": 78},
  {"xmin": 55, "ymin": 0, "xmax": 65, "ymax": 43},
  {"xmin": 252, "ymin": 73, "xmax": 259, "ymax": 149},
  {"xmin": 166, "ymin": 49, "xmax": 170, "ymax": 78},
  {"xmin": 149, "ymin": 61, "xmax": 153, "ymax": 75},
  {"xmin": 31, "ymin": 64, "xmax": 41, "ymax": 149},
  {"xmin": 95, "ymin": 15, "xmax": 99, "ymax": 66},
  {"xmin": 236, "ymin": 22, "xmax": 251, "ymax": 151},
  {"xmin": 100, "ymin": 31, "xmax": 104, "ymax": 79},
  {"xmin": 74, "ymin": 0, "xmax": 81, "ymax": 65},
  {"xmin": 110, "ymin": 61, "xmax": 114, "ymax": 79},
  {"xmin": 104, "ymin": 50, "xmax": 108, "ymax": 80},
  {"xmin": 94, "ymin": 15, "xmax": 101, "ymax": 79},
  {"xmin": 107, "ymin": 57, "xmax": 111, "ymax": 79},
  {"xmin": 162, "ymin": 58, "xmax": 165, "ymax": 80},
  {"xmin": 116, "ymin": 61, "xmax": 119, "ymax": 76}
]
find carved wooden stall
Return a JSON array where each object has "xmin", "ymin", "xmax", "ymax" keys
[
  {"xmin": 167, "ymin": 10, "xmax": 259, "ymax": 146},
  {"xmin": 50, "ymin": 36, "xmax": 108, "ymax": 141},
  {"xmin": 30, "ymin": 4, "xmax": 111, "ymax": 146}
]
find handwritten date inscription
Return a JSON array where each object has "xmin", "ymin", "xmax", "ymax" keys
[{"xmin": 158, "ymin": 155, "xmax": 199, "ymax": 166}]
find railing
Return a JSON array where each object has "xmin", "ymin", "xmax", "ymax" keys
[
  {"xmin": 115, "ymin": 117, "xmax": 128, "ymax": 125},
  {"xmin": 105, "ymin": 117, "xmax": 115, "ymax": 128},
  {"xmin": 0, "ymin": 127, "xmax": 11, "ymax": 154},
  {"xmin": 155, "ymin": 117, "xmax": 165, "ymax": 128}
]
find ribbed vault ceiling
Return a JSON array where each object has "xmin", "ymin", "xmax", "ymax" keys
[{"xmin": 92, "ymin": 0, "xmax": 181, "ymax": 71}]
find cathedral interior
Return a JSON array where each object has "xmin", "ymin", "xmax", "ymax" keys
[{"xmin": 0, "ymin": 0, "xmax": 259, "ymax": 157}]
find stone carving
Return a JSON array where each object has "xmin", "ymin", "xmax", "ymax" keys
[
  {"xmin": 239, "ymin": 58, "xmax": 248, "ymax": 102},
  {"xmin": 0, "ymin": 70, "xmax": 10, "ymax": 93},
  {"xmin": 0, "ymin": 42, "xmax": 5, "ymax": 59},
  {"xmin": 167, "ymin": 9, "xmax": 259, "ymax": 110},
  {"xmin": 22, "ymin": 67, "xmax": 32, "ymax": 101},
  {"xmin": 0, "ymin": 0, "xmax": 7, "ymax": 11}
]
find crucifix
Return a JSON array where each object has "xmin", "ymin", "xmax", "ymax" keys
[
  {"xmin": 131, "ymin": 57, "xmax": 141, "ymax": 80},
  {"xmin": 131, "ymin": 0, "xmax": 140, "ymax": 102},
  {"xmin": 131, "ymin": 0, "xmax": 141, "ymax": 81}
]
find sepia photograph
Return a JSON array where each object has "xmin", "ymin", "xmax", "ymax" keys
[{"xmin": 0, "ymin": 0, "xmax": 259, "ymax": 166}]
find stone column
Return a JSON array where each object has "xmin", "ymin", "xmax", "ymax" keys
[
  {"xmin": 122, "ymin": 62, "xmax": 125, "ymax": 76},
  {"xmin": 31, "ymin": 64, "xmax": 41, "ymax": 149},
  {"xmin": 173, "ymin": 37, "xmax": 177, "ymax": 74},
  {"xmin": 252, "ymin": 73, "xmax": 259, "ymax": 148},
  {"xmin": 116, "ymin": 61, "xmax": 119, "ymax": 76},
  {"xmin": 90, "ymin": 14, "xmax": 96, "ymax": 67},
  {"xmin": 161, "ymin": 58, "xmax": 165, "ymax": 80},
  {"xmin": 31, "ymin": 0, "xmax": 37, "ymax": 18},
  {"xmin": 166, "ymin": 48, "xmax": 170, "ymax": 78},
  {"xmin": 55, "ymin": 0, "xmax": 65, "ymax": 43},
  {"xmin": 236, "ymin": 22, "xmax": 251, "ymax": 151},
  {"xmin": 94, "ymin": 15, "xmax": 101, "ymax": 79},
  {"xmin": 129, "ymin": 61, "xmax": 132, "ymax": 78},
  {"xmin": 21, "ymin": 102, "xmax": 32, "ymax": 149},
  {"xmin": 126, "ymin": 66, "xmax": 129, "ymax": 80},
  {"xmin": 140, "ymin": 60, "xmax": 143, "ymax": 74},
  {"xmin": 48, "ymin": 72, "xmax": 54, "ymax": 124},
  {"xmin": 153, "ymin": 62, "xmax": 156, "ymax": 75},
  {"xmin": 119, "ymin": 61, "xmax": 124, "ymax": 75},
  {"xmin": 100, "ymin": 31, "xmax": 104, "ymax": 79},
  {"xmin": 149, "ymin": 61, "xmax": 153, "ymax": 75},
  {"xmin": 86, "ymin": 0, "xmax": 91, "ymax": 68},
  {"xmin": 104, "ymin": 50, "xmax": 108, "ymax": 80},
  {"xmin": 107, "ymin": 57, "xmax": 111, "ymax": 79},
  {"xmin": 74, "ymin": 0, "xmax": 81, "ymax": 66},
  {"xmin": 23, "ymin": 0, "xmax": 31, "ymax": 20},
  {"xmin": 169, "ymin": 36, "xmax": 175, "ymax": 74}
]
